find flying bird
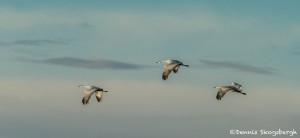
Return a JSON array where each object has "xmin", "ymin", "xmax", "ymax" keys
[
  {"xmin": 78, "ymin": 85, "xmax": 108, "ymax": 105},
  {"xmin": 214, "ymin": 82, "xmax": 246, "ymax": 100},
  {"xmin": 156, "ymin": 59, "xmax": 189, "ymax": 80}
]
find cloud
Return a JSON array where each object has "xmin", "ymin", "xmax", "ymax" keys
[
  {"xmin": 199, "ymin": 59, "xmax": 277, "ymax": 75},
  {"xmin": 12, "ymin": 39, "xmax": 70, "ymax": 46},
  {"xmin": 1, "ymin": 7, "xmax": 300, "ymax": 50},
  {"xmin": 0, "ymin": 39, "xmax": 72, "ymax": 47},
  {"xmin": 23, "ymin": 57, "xmax": 148, "ymax": 70}
]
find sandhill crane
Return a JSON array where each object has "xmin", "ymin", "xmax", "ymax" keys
[
  {"xmin": 78, "ymin": 85, "xmax": 108, "ymax": 105},
  {"xmin": 214, "ymin": 82, "xmax": 246, "ymax": 100},
  {"xmin": 156, "ymin": 59, "xmax": 189, "ymax": 80}
]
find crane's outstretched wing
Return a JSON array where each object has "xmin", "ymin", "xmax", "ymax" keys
[
  {"xmin": 95, "ymin": 91, "xmax": 103, "ymax": 102},
  {"xmin": 162, "ymin": 63, "xmax": 177, "ymax": 80},
  {"xmin": 232, "ymin": 82, "xmax": 242, "ymax": 91},
  {"xmin": 173, "ymin": 65, "xmax": 180, "ymax": 73},
  {"xmin": 82, "ymin": 91, "xmax": 94, "ymax": 105},
  {"xmin": 216, "ymin": 88, "xmax": 228, "ymax": 100}
]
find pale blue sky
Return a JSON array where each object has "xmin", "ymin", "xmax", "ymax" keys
[{"xmin": 1, "ymin": 1, "xmax": 300, "ymax": 138}]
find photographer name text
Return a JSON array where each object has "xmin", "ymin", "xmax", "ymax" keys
[{"xmin": 230, "ymin": 129, "xmax": 298, "ymax": 136}]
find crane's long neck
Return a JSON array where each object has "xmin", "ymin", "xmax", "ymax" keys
[
  {"xmin": 78, "ymin": 85, "xmax": 92, "ymax": 90},
  {"xmin": 156, "ymin": 61, "xmax": 166, "ymax": 64},
  {"xmin": 214, "ymin": 86, "xmax": 221, "ymax": 89}
]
